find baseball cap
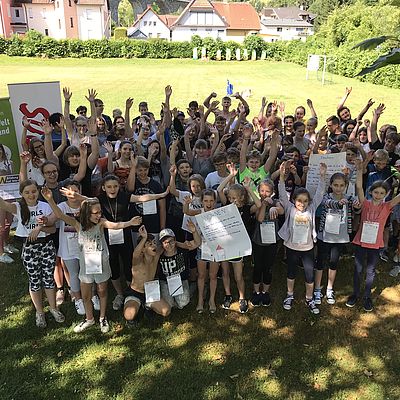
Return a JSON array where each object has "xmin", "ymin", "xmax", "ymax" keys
[{"xmin": 159, "ymin": 228, "xmax": 176, "ymax": 242}]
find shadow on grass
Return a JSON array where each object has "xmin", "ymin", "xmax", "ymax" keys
[{"xmin": 1, "ymin": 248, "xmax": 400, "ymax": 400}]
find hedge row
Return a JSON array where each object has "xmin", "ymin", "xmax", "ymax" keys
[{"xmin": 0, "ymin": 31, "xmax": 399, "ymax": 89}]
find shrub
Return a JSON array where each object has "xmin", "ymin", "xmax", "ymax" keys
[{"xmin": 114, "ymin": 27, "xmax": 127, "ymax": 40}]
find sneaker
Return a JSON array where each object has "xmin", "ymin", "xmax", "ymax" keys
[
  {"xmin": 3, "ymin": 244, "xmax": 18, "ymax": 254},
  {"xmin": 283, "ymin": 295, "xmax": 294, "ymax": 311},
  {"xmin": 49, "ymin": 308, "xmax": 65, "ymax": 323},
  {"xmin": 261, "ymin": 292, "xmax": 271, "ymax": 307},
  {"xmin": 313, "ymin": 289, "xmax": 323, "ymax": 305},
  {"xmin": 306, "ymin": 298, "xmax": 320, "ymax": 315},
  {"xmin": 363, "ymin": 297, "xmax": 374, "ymax": 312},
  {"xmin": 326, "ymin": 290, "xmax": 336, "ymax": 305},
  {"xmin": 74, "ymin": 319, "xmax": 95, "ymax": 333},
  {"xmin": 92, "ymin": 295, "xmax": 100, "ymax": 311},
  {"xmin": 99, "ymin": 317, "xmax": 110, "ymax": 333},
  {"xmin": 250, "ymin": 292, "xmax": 262, "ymax": 307},
  {"xmin": 239, "ymin": 299, "xmax": 248, "ymax": 314},
  {"xmin": 0, "ymin": 253, "xmax": 13, "ymax": 264},
  {"xmin": 35, "ymin": 312, "xmax": 47, "ymax": 328},
  {"xmin": 379, "ymin": 249, "xmax": 389, "ymax": 262},
  {"xmin": 393, "ymin": 251, "xmax": 400, "ymax": 263},
  {"xmin": 222, "ymin": 295, "xmax": 233, "ymax": 310},
  {"xmin": 74, "ymin": 299, "xmax": 86, "ymax": 315},
  {"xmin": 346, "ymin": 294, "xmax": 358, "ymax": 308},
  {"xmin": 389, "ymin": 265, "xmax": 400, "ymax": 277},
  {"xmin": 56, "ymin": 289, "xmax": 64, "ymax": 306},
  {"xmin": 112, "ymin": 294, "xmax": 124, "ymax": 311}
]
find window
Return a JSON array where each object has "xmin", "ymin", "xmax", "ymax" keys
[
  {"xmin": 205, "ymin": 12, "xmax": 212, "ymax": 25},
  {"xmin": 144, "ymin": 21, "xmax": 147, "ymax": 26},
  {"xmin": 205, "ymin": 28, "xmax": 212, "ymax": 32},
  {"xmin": 28, "ymin": 8, "xmax": 33, "ymax": 18},
  {"xmin": 296, "ymin": 27, "xmax": 304, "ymax": 32},
  {"xmin": 190, "ymin": 28, "xmax": 197, "ymax": 32},
  {"xmin": 68, "ymin": 0, "xmax": 72, "ymax": 6},
  {"xmin": 45, "ymin": 28, "xmax": 49, "ymax": 36},
  {"xmin": 56, "ymin": 1, "xmax": 59, "ymax": 8},
  {"xmin": 277, "ymin": 27, "xmax": 282, "ymax": 32},
  {"xmin": 58, "ymin": 19, "xmax": 61, "ymax": 29},
  {"xmin": 42, "ymin": 8, "xmax": 46, "ymax": 19},
  {"xmin": 86, "ymin": 9, "xmax": 93, "ymax": 20},
  {"xmin": 148, "ymin": 32, "xmax": 152, "ymax": 38},
  {"xmin": 70, "ymin": 17, "xmax": 73, "ymax": 28},
  {"xmin": 15, "ymin": 9, "xmax": 20, "ymax": 17},
  {"xmin": 153, "ymin": 21, "xmax": 156, "ymax": 26},
  {"xmin": 157, "ymin": 33, "xmax": 161, "ymax": 38}
]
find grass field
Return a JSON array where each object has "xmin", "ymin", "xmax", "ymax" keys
[
  {"xmin": 1, "ymin": 56, "xmax": 400, "ymax": 127},
  {"xmin": 1, "ymin": 56, "xmax": 400, "ymax": 400}
]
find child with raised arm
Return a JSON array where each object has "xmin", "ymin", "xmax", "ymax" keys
[
  {"xmin": 41, "ymin": 186, "xmax": 142, "ymax": 333},
  {"xmin": 124, "ymin": 225, "xmax": 171, "ymax": 327},
  {"xmin": 217, "ymin": 163, "xmax": 261, "ymax": 313},
  {"xmin": 0, "ymin": 180, "xmax": 65, "ymax": 328},
  {"xmin": 278, "ymin": 161, "xmax": 327, "ymax": 314},
  {"xmin": 346, "ymin": 160, "xmax": 400, "ymax": 312}
]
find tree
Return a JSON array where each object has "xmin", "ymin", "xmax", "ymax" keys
[
  {"xmin": 118, "ymin": 0, "xmax": 135, "ymax": 27},
  {"xmin": 352, "ymin": 36, "xmax": 400, "ymax": 76}
]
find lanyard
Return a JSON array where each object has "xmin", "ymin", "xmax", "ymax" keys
[{"xmin": 107, "ymin": 197, "xmax": 118, "ymax": 222}]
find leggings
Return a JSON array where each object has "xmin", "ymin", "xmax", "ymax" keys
[
  {"xmin": 63, "ymin": 259, "xmax": 81, "ymax": 293},
  {"xmin": 316, "ymin": 240, "xmax": 345, "ymax": 271},
  {"xmin": 22, "ymin": 240, "xmax": 56, "ymax": 292},
  {"xmin": 353, "ymin": 245, "xmax": 380, "ymax": 298},
  {"xmin": 286, "ymin": 247, "xmax": 315, "ymax": 283},
  {"xmin": 252, "ymin": 242, "xmax": 277, "ymax": 285},
  {"xmin": 109, "ymin": 242, "xmax": 133, "ymax": 282}
]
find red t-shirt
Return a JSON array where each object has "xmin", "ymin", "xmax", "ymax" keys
[{"xmin": 352, "ymin": 200, "xmax": 392, "ymax": 249}]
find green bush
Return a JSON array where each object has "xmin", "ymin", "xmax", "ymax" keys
[
  {"xmin": 0, "ymin": 29, "xmax": 399, "ymax": 89},
  {"xmin": 114, "ymin": 27, "xmax": 127, "ymax": 40}
]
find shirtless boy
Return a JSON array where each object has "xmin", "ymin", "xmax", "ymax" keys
[{"xmin": 123, "ymin": 225, "xmax": 170, "ymax": 326}]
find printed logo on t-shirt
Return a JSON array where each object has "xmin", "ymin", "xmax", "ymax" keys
[{"xmin": 159, "ymin": 253, "xmax": 185, "ymax": 277}]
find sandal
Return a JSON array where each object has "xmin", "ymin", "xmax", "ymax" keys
[
  {"xmin": 196, "ymin": 304, "xmax": 204, "ymax": 314},
  {"xmin": 209, "ymin": 301, "xmax": 217, "ymax": 314}
]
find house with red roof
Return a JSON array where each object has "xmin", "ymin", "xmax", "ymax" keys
[
  {"xmin": 130, "ymin": 0, "xmax": 260, "ymax": 43},
  {"xmin": 0, "ymin": 0, "xmax": 110, "ymax": 39},
  {"xmin": 128, "ymin": 5, "xmax": 177, "ymax": 40}
]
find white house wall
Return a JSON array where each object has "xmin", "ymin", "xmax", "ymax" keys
[
  {"xmin": 260, "ymin": 24, "xmax": 313, "ymax": 42},
  {"xmin": 25, "ymin": 4, "xmax": 65, "ymax": 39},
  {"xmin": 134, "ymin": 11, "xmax": 170, "ymax": 39},
  {"xmin": 76, "ymin": 6, "xmax": 104, "ymax": 40},
  {"xmin": 171, "ymin": 26, "xmax": 226, "ymax": 42}
]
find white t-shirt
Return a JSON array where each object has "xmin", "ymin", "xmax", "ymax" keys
[
  {"xmin": 14, "ymin": 201, "xmax": 52, "ymax": 238},
  {"xmin": 177, "ymin": 190, "xmax": 202, "ymax": 232},
  {"xmin": 27, "ymin": 160, "xmax": 45, "ymax": 186},
  {"xmin": 205, "ymin": 171, "xmax": 226, "ymax": 191},
  {"xmin": 57, "ymin": 202, "xmax": 80, "ymax": 260}
]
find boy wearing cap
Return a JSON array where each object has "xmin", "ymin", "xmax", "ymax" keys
[{"xmin": 158, "ymin": 221, "xmax": 201, "ymax": 309}]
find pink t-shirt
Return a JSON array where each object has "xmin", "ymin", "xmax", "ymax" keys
[{"xmin": 352, "ymin": 200, "xmax": 392, "ymax": 249}]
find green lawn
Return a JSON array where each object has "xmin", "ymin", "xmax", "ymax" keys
[
  {"xmin": 1, "ymin": 56, "xmax": 400, "ymax": 399},
  {"xmin": 1, "ymin": 243, "xmax": 400, "ymax": 400},
  {"xmin": 0, "ymin": 56, "xmax": 400, "ymax": 126}
]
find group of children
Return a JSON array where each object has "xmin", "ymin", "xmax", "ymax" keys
[{"xmin": 0, "ymin": 85, "xmax": 399, "ymax": 332}]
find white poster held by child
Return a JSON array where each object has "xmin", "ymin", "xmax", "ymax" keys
[
  {"xmin": 85, "ymin": 251, "xmax": 102, "ymax": 274},
  {"xmin": 306, "ymin": 153, "xmax": 346, "ymax": 198},
  {"xmin": 142, "ymin": 200, "xmax": 157, "ymax": 215},
  {"xmin": 360, "ymin": 222, "xmax": 379, "ymax": 244},
  {"xmin": 144, "ymin": 280, "xmax": 161, "ymax": 303},
  {"xmin": 324, "ymin": 212, "xmax": 341, "ymax": 235},
  {"xmin": 260, "ymin": 222, "xmax": 276, "ymax": 244},
  {"xmin": 195, "ymin": 204, "xmax": 252, "ymax": 262},
  {"xmin": 108, "ymin": 228, "xmax": 124, "ymax": 245},
  {"xmin": 167, "ymin": 274, "xmax": 183, "ymax": 296}
]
